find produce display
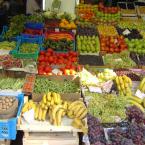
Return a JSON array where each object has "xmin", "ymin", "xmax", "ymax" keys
[
  {"xmin": 1, "ymin": 8, "xmax": 145, "ymax": 144},
  {"xmin": 38, "ymin": 49, "xmax": 78, "ymax": 75},
  {"xmin": 0, "ymin": 96, "xmax": 17, "ymax": 111},
  {"xmin": 44, "ymin": 32, "xmax": 74, "ymax": 51},
  {"xmin": 19, "ymin": 43, "xmax": 39, "ymax": 53},
  {"xmin": 77, "ymin": 25, "xmax": 98, "ymax": 36},
  {"xmin": 95, "ymin": 3, "xmax": 120, "ymax": 24},
  {"xmin": 126, "ymin": 38, "xmax": 145, "ymax": 54},
  {"xmin": 77, "ymin": 35, "xmax": 100, "ymax": 53},
  {"xmin": 87, "ymin": 92, "xmax": 127, "ymax": 123},
  {"xmin": 59, "ymin": 19, "xmax": 76, "ymax": 29},
  {"xmin": 33, "ymin": 77, "xmax": 79, "ymax": 94},
  {"xmin": 0, "ymin": 55, "xmax": 22, "ymax": 69},
  {"xmin": 22, "ymin": 92, "xmax": 87, "ymax": 132},
  {"xmin": 103, "ymin": 50, "xmax": 136, "ymax": 68},
  {"xmin": 0, "ymin": 41, "xmax": 16, "ymax": 50},
  {"xmin": 0, "ymin": 77, "xmax": 24, "ymax": 90},
  {"xmin": 100, "ymin": 35, "xmax": 127, "ymax": 53},
  {"xmin": 115, "ymin": 75, "xmax": 132, "ymax": 96},
  {"xmin": 97, "ymin": 25, "xmax": 118, "ymax": 36}
]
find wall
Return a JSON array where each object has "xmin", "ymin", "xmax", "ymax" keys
[{"xmin": 43, "ymin": 0, "xmax": 77, "ymax": 14}]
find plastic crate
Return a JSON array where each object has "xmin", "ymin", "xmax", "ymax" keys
[
  {"xmin": 0, "ymin": 93, "xmax": 24, "ymax": 140},
  {"xmin": 10, "ymin": 35, "xmax": 44, "ymax": 60},
  {"xmin": 25, "ymin": 22, "xmax": 44, "ymax": 30}
]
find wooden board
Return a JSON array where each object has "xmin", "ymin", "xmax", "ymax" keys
[
  {"xmin": 17, "ymin": 116, "xmax": 85, "ymax": 133},
  {"xmin": 23, "ymin": 132, "xmax": 79, "ymax": 145}
]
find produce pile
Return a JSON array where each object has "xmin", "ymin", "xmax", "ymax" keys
[
  {"xmin": 33, "ymin": 77, "xmax": 79, "ymax": 94},
  {"xmin": 0, "ymin": 77, "xmax": 24, "ymax": 90},
  {"xmin": 87, "ymin": 92, "xmax": 127, "ymax": 123},
  {"xmin": 77, "ymin": 35, "xmax": 100, "ymax": 53},
  {"xmin": 22, "ymin": 92, "xmax": 87, "ymax": 132},
  {"xmin": 19, "ymin": 43, "xmax": 39, "ymax": 53},
  {"xmin": 95, "ymin": 3, "xmax": 120, "ymax": 24},
  {"xmin": 44, "ymin": 32, "xmax": 74, "ymax": 51},
  {"xmin": 100, "ymin": 35, "xmax": 127, "ymax": 53},
  {"xmin": 38, "ymin": 49, "xmax": 78, "ymax": 75},
  {"xmin": 0, "ymin": 41, "xmax": 16, "ymax": 51},
  {"xmin": 126, "ymin": 38, "xmax": 145, "ymax": 54},
  {"xmin": 103, "ymin": 50, "xmax": 136, "ymax": 68}
]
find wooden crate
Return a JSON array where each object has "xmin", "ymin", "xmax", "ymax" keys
[{"xmin": 23, "ymin": 132, "xmax": 79, "ymax": 145}]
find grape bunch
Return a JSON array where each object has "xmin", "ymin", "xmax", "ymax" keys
[
  {"xmin": 108, "ymin": 122, "xmax": 145, "ymax": 145},
  {"xmin": 88, "ymin": 114, "xmax": 106, "ymax": 144},
  {"xmin": 126, "ymin": 105, "xmax": 145, "ymax": 124}
]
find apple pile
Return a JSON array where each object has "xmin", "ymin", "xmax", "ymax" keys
[
  {"xmin": 126, "ymin": 38, "xmax": 145, "ymax": 54},
  {"xmin": 100, "ymin": 35, "xmax": 128, "ymax": 53},
  {"xmin": 77, "ymin": 35, "xmax": 100, "ymax": 53},
  {"xmin": 38, "ymin": 49, "xmax": 80, "ymax": 75}
]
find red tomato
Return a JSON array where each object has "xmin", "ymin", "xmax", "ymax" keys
[
  {"xmin": 38, "ymin": 55, "xmax": 45, "ymax": 62},
  {"xmin": 40, "ymin": 51, "xmax": 45, "ymax": 55},
  {"xmin": 47, "ymin": 48, "xmax": 54, "ymax": 54}
]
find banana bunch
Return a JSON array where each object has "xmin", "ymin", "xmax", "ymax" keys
[
  {"xmin": 49, "ymin": 101, "xmax": 68, "ymax": 126},
  {"xmin": 115, "ymin": 75, "xmax": 132, "ymax": 96},
  {"xmin": 139, "ymin": 77, "xmax": 145, "ymax": 93},
  {"xmin": 67, "ymin": 100, "xmax": 87, "ymax": 119},
  {"xmin": 127, "ymin": 96, "xmax": 145, "ymax": 112},
  {"xmin": 22, "ymin": 100, "xmax": 36, "ymax": 113},
  {"xmin": 34, "ymin": 92, "xmax": 62, "ymax": 121},
  {"xmin": 71, "ymin": 118, "xmax": 88, "ymax": 134}
]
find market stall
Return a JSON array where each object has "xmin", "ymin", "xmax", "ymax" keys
[{"xmin": 0, "ymin": 1, "xmax": 144, "ymax": 145}]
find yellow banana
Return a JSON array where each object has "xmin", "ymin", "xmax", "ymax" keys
[
  {"xmin": 115, "ymin": 76, "xmax": 119, "ymax": 86},
  {"xmin": 47, "ymin": 92, "xmax": 52, "ymax": 101},
  {"xmin": 68, "ymin": 101, "xmax": 85, "ymax": 110},
  {"xmin": 56, "ymin": 109, "xmax": 65, "ymax": 126},
  {"xmin": 53, "ymin": 92, "xmax": 58, "ymax": 104},
  {"xmin": 46, "ymin": 102, "xmax": 51, "ymax": 107},
  {"xmin": 139, "ymin": 78, "xmax": 145, "ymax": 90},
  {"xmin": 32, "ymin": 103, "xmax": 36, "ymax": 111},
  {"xmin": 128, "ymin": 96, "xmax": 143, "ymax": 104},
  {"xmin": 73, "ymin": 104, "xmax": 83, "ymax": 115},
  {"xmin": 118, "ymin": 76, "xmax": 124, "ymax": 85},
  {"xmin": 43, "ymin": 94, "xmax": 47, "ymax": 104},
  {"xmin": 67, "ymin": 110, "xmax": 74, "ymax": 119},
  {"xmin": 52, "ymin": 105, "xmax": 63, "ymax": 121},
  {"xmin": 50, "ymin": 98, "xmax": 54, "ymax": 106},
  {"xmin": 78, "ymin": 109, "xmax": 88, "ymax": 119},
  {"xmin": 128, "ymin": 100, "xmax": 144, "ymax": 113},
  {"xmin": 76, "ymin": 107, "xmax": 87, "ymax": 118},
  {"xmin": 34, "ymin": 105, "xmax": 40, "ymax": 120},
  {"xmin": 62, "ymin": 101, "xmax": 68, "ymax": 110},
  {"xmin": 38, "ymin": 107, "xmax": 43, "ymax": 121},
  {"xmin": 22, "ymin": 102, "xmax": 29, "ymax": 113},
  {"xmin": 42, "ymin": 109, "xmax": 47, "ymax": 121},
  {"xmin": 56, "ymin": 93, "xmax": 61, "ymax": 104}
]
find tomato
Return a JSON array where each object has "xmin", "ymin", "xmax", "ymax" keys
[
  {"xmin": 45, "ymin": 52, "xmax": 51, "ymax": 57},
  {"xmin": 45, "ymin": 66, "xmax": 51, "ymax": 73},
  {"xmin": 40, "ymin": 51, "xmax": 45, "ymax": 55},
  {"xmin": 47, "ymin": 48, "xmax": 54, "ymax": 54},
  {"xmin": 39, "ymin": 55, "xmax": 45, "ymax": 62}
]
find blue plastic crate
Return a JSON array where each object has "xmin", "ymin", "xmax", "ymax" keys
[
  {"xmin": 25, "ymin": 22, "xmax": 44, "ymax": 30},
  {"xmin": 10, "ymin": 35, "xmax": 44, "ymax": 59},
  {"xmin": 0, "ymin": 93, "xmax": 24, "ymax": 140}
]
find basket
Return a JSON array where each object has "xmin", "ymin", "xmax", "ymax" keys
[
  {"xmin": 11, "ymin": 35, "xmax": 44, "ymax": 60},
  {"xmin": 0, "ymin": 93, "xmax": 24, "ymax": 140},
  {"xmin": 25, "ymin": 22, "xmax": 44, "ymax": 30}
]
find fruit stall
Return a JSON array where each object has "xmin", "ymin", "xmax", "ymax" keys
[{"xmin": 0, "ymin": 1, "xmax": 145, "ymax": 145}]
